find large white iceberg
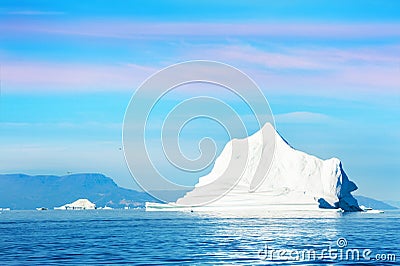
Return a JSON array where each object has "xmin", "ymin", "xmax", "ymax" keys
[{"xmin": 146, "ymin": 123, "xmax": 361, "ymax": 212}]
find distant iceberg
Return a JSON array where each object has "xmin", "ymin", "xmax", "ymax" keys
[
  {"xmin": 97, "ymin": 206, "xmax": 113, "ymax": 210},
  {"xmin": 54, "ymin": 198, "xmax": 96, "ymax": 210},
  {"xmin": 146, "ymin": 123, "xmax": 362, "ymax": 212}
]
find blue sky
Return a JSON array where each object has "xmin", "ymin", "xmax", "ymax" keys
[{"xmin": 0, "ymin": 1, "xmax": 399, "ymax": 200}]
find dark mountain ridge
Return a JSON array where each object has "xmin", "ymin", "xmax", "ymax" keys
[{"xmin": 0, "ymin": 173, "xmax": 154, "ymax": 210}]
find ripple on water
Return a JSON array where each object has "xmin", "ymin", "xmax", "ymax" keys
[{"xmin": 0, "ymin": 210, "xmax": 399, "ymax": 264}]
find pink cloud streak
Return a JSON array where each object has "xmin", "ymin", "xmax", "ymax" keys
[
  {"xmin": 2, "ymin": 21, "xmax": 400, "ymax": 39},
  {"xmin": 2, "ymin": 61, "xmax": 156, "ymax": 92}
]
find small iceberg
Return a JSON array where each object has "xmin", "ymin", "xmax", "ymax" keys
[
  {"xmin": 359, "ymin": 205, "xmax": 373, "ymax": 211},
  {"xmin": 97, "ymin": 206, "xmax": 113, "ymax": 210},
  {"xmin": 0, "ymin": 208, "xmax": 10, "ymax": 211},
  {"xmin": 54, "ymin": 199, "xmax": 96, "ymax": 210},
  {"xmin": 363, "ymin": 209, "xmax": 384, "ymax": 214},
  {"xmin": 36, "ymin": 207, "xmax": 48, "ymax": 211},
  {"xmin": 360, "ymin": 205, "xmax": 384, "ymax": 213}
]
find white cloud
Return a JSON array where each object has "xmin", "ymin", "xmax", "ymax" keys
[{"xmin": 274, "ymin": 111, "xmax": 336, "ymax": 124}]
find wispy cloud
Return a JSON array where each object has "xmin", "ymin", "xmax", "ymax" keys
[
  {"xmin": 2, "ymin": 21, "xmax": 400, "ymax": 39},
  {"xmin": 0, "ymin": 121, "xmax": 122, "ymax": 130},
  {"xmin": 188, "ymin": 44, "xmax": 400, "ymax": 94},
  {"xmin": 193, "ymin": 45, "xmax": 321, "ymax": 70},
  {"xmin": 5, "ymin": 10, "xmax": 64, "ymax": 16},
  {"xmin": 274, "ymin": 111, "xmax": 337, "ymax": 124},
  {"xmin": 189, "ymin": 44, "xmax": 400, "ymax": 70},
  {"xmin": 1, "ymin": 19, "xmax": 399, "ymax": 94},
  {"xmin": 2, "ymin": 49, "xmax": 399, "ymax": 95},
  {"xmin": 2, "ymin": 61, "xmax": 156, "ymax": 92}
]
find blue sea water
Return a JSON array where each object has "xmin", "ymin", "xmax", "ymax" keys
[{"xmin": 0, "ymin": 210, "xmax": 399, "ymax": 265}]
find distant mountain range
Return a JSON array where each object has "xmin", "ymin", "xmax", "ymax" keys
[
  {"xmin": 354, "ymin": 195, "xmax": 398, "ymax": 210},
  {"xmin": 0, "ymin": 173, "xmax": 155, "ymax": 210},
  {"xmin": 385, "ymin": 200, "xmax": 400, "ymax": 209},
  {"xmin": 0, "ymin": 173, "xmax": 397, "ymax": 210}
]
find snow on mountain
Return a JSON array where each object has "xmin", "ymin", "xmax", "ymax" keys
[{"xmin": 150, "ymin": 123, "xmax": 362, "ymax": 212}]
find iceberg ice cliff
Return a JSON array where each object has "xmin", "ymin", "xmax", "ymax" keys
[{"xmin": 147, "ymin": 123, "xmax": 361, "ymax": 212}]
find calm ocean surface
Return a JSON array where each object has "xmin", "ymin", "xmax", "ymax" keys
[{"xmin": 0, "ymin": 209, "xmax": 399, "ymax": 265}]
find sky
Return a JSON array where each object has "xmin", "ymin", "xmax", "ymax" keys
[{"xmin": 0, "ymin": 1, "xmax": 399, "ymax": 201}]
